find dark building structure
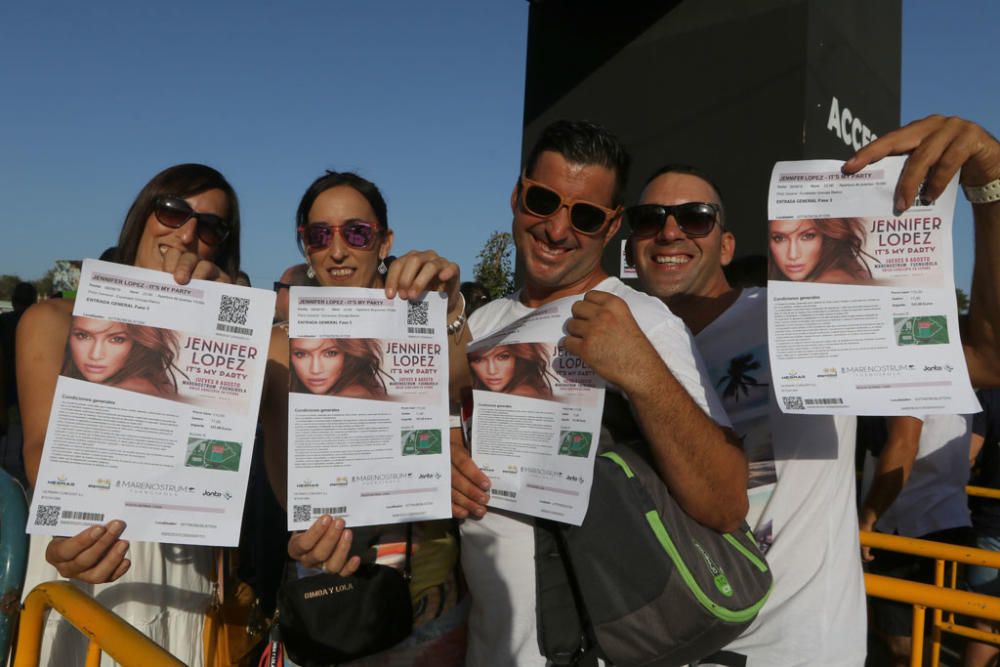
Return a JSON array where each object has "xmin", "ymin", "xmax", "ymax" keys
[{"xmin": 520, "ymin": 0, "xmax": 901, "ymax": 283}]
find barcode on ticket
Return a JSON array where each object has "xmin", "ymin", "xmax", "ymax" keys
[
  {"xmin": 312, "ymin": 506, "xmax": 347, "ymax": 515},
  {"xmin": 804, "ymin": 398, "xmax": 845, "ymax": 406}
]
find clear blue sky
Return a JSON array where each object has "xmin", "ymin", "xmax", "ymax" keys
[{"xmin": 0, "ymin": 1, "xmax": 996, "ymax": 293}]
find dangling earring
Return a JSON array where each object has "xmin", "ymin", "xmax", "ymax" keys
[
  {"xmin": 306, "ymin": 264, "xmax": 315, "ymax": 279},
  {"xmin": 378, "ymin": 258, "xmax": 387, "ymax": 275}
]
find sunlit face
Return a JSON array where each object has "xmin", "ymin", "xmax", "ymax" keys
[
  {"xmin": 290, "ymin": 338, "xmax": 346, "ymax": 394},
  {"xmin": 69, "ymin": 317, "xmax": 134, "ymax": 383},
  {"xmin": 769, "ymin": 220, "xmax": 823, "ymax": 281},
  {"xmin": 632, "ymin": 172, "xmax": 733, "ymax": 301},
  {"xmin": 512, "ymin": 151, "xmax": 620, "ymax": 305},
  {"xmin": 304, "ymin": 186, "xmax": 394, "ymax": 289},
  {"xmin": 134, "ymin": 189, "xmax": 228, "ymax": 271},
  {"xmin": 470, "ymin": 346, "xmax": 517, "ymax": 392}
]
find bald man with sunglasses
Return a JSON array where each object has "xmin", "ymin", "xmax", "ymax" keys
[
  {"xmin": 450, "ymin": 119, "xmax": 745, "ymax": 666},
  {"xmin": 625, "ymin": 116, "xmax": 1000, "ymax": 667}
]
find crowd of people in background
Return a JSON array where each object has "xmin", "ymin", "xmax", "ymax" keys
[{"xmin": 1, "ymin": 111, "xmax": 1000, "ymax": 667}]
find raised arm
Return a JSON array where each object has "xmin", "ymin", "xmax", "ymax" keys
[{"xmin": 845, "ymin": 115, "xmax": 1000, "ymax": 386}]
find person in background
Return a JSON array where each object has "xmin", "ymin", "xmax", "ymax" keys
[
  {"xmin": 459, "ymin": 281, "xmax": 491, "ymax": 317},
  {"xmin": 273, "ymin": 263, "xmax": 316, "ymax": 324},
  {"xmin": 860, "ymin": 415, "xmax": 974, "ymax": 667},
  {"xmin": 0, "ymin": 281, "xmax": 37, "ymax": 485},
  {"xmin": 965, "ymin": 388, "xmax": 1000, "ymax": 667}
]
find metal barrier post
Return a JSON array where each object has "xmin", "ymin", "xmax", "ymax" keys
[
  {"xmin": 14, "ymin": 582, "xmax": 184, "ymax": 667},
  {"xmin": 930, "ymin": 560, "xmax": 944, "ymax": 667},
  {"xmin": 0, "ymin": 469, "xmax": 28, "ymax": 665},
  {"xmin": 911, "ymin": 605, "xmax": 926, "ymax": 667},
  {"xmin": 863, "ymin": 531, "xmax": 1000, "ymax": 665}
]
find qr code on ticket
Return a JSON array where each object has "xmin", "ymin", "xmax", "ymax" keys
[
  {"xmin": 35, "ymin": 505, "xmax": 61, "ymax": 526},
  {"xmin": 782, "ymin": 396, "xmax": 804, "ymax": 411},
  {"xmin": 293, "ymin": 505, "xmax": 311, "ymax": 523},
  {"xmin": 219, "ymin": 295, "xmax": 250, "ymax": 326},
  {"xmin": 407, "ymin": 301, "xmax": 429, "ymax": 327}
]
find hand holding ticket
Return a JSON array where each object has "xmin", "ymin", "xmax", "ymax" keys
[
  {"xmin": 27, "ymin": 259, "xmax": 275, "ymax": 546},
  {"xmin": 766, "ymin": 157, "xmax": 978, "ymax": 416}
]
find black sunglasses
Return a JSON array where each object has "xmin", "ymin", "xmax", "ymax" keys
[
  {"xmin": 624, "ymin": 202, "xmax": 722, "ymax": 239},
  {"xmin": 153, "ymin": 195, "xmax": 231, "ymax": 245},
  {"xmin": 519, "ymin": 176, "xmax": 619, "ymax": 234}
]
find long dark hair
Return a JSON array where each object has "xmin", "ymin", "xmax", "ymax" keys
[
  {"xmin": 768, "ymin": 218, "xmax": 874, "ymax": 282},
  {"xmin": 289, "ymin": 338, "xmax": 389, "ymax": 397},
  {"xmin": 115, "ymin": 164, "xmax": 241, "ymax": 278},
  {"xmin": 295, "ymin": 171, "xmax": 389, "ymax": 253},
  {"xmin": 470, "ymin": 342, "xmax": 556, "ymax": 397},
  {"xmin": 61, "ymin": 319, "xmax": 182, "ymax": 394}
]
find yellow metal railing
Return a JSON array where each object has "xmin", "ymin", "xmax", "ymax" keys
[
  {"xmin": 13, "ymin": 581, "xmax": 184, "ymax": 667},
  {"xmin": 968, "ymin": 485, "xmax": 1000, "ymax": 501},
  {"xmin": 861, "ymin": 530, "xmax": 1000, "ymax": 667}
]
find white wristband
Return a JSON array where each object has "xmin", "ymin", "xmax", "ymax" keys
[{"xmin": 962, "ymin": 178, "xmax": 1000, "ymax": 204}]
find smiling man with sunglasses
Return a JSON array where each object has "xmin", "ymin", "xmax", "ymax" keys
[
  {"xmin": 627, "ymin": 115, "xmax": 1000, "ymax": 666},
  {"xmin": 451, "ymin": 120, "xmax": 747, "ymax": 666},
  {"xmin": 627, "ymin": 163, "xmax": 861, "ymax": 667}
]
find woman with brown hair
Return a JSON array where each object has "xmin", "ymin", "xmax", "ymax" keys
[
  {"xmin": 263, "ymin": 170, "xmax": 469, "ymax": 666},
  {"xmin": 289, "ymin": 337, "xmax": 388, "ymax": 399},
  {"xmin": 18, "ymin": 163, "xmax": 239, "ymax": 666},
  {"xmin": 63, "ymin": 316, "xmax": 182, "ymax": 398},
  {"xmin": 469, "ymin": 342, "xmax": 555, "ymax": 399},
  {"xmin": 768, "ymin": 217, "xmax": 874, "ymax": 284}
]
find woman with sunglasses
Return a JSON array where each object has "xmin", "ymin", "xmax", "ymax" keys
[
  {"xmin": 261, "ymin": 171, "xmax": 469, "ymax": 666},
  {"xmin": 767, "ymin": 217, "xmax": 874, "ymax": 284},
  {"xmin": 18, "ymin": 163, "xmax": 239, "ymax": 666},
  {"xmin": 469, "ymin": 342, "xmax": 555, "ymax": 399}
]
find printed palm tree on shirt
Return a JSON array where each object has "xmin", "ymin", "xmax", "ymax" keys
[{"xmin": 717, "ymin": 353, "xmax": 769, "ymax": 400}]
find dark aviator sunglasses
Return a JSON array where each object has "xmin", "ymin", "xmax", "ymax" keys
[
  {"xmin": 153, "ymin": 195, "xmax": 231, "ymax": 245},
  {"xmin": 624, "ymin": 202, "xmax": 723, "ymax": 239}
]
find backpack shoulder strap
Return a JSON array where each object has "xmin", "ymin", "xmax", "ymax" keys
[{"xmin": 535, "ymin": 518, "xmax": 599, "ymax": 666}]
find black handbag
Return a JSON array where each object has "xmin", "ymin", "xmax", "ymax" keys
[{"xmin": 277, "ymin": 524, "xmax": 413, "ymax": 666}]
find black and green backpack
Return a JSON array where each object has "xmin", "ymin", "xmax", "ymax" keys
[{"xmin": 535, "ymin": 394, "xmax": 772, "ymax": 667}]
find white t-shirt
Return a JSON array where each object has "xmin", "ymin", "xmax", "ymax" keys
[
  {"xmin": 460, "ymin": 277, "xmax": 730, "ymax": 666},
  {"xmin": 861, "ymin": 413, "xmax": 972, "ymax": 537},
  {"xmin": 695, "ymin": 288, "xmax": 865, "ymax": 667}
]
